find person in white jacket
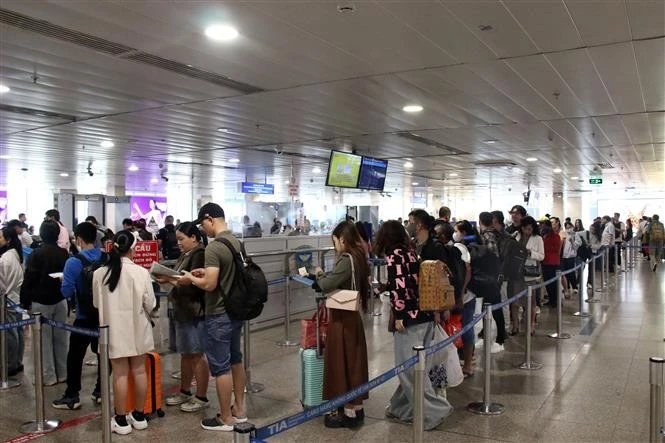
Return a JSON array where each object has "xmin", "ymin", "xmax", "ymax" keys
[
  {"xmin": 601, "ymin": 216, "xmax": 617, "ymax": 272},
  {"xmin": 561, "ymin": 222, "xmax": 582, "ymax": 296},
  {"xmin": 93, "ymin": 230, "xmax": 156, "ymax": 436},
  {"xmin": 0, "ymin": 226, "xmax": 25, "ymax": 376},
  {"xmin": 513, "ymin": 216, "xmax": 545, "ymax": 335}
]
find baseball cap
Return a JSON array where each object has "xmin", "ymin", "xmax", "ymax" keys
[
  {"xmin": 490, "ymin": 210, "xmax": 504, "ymax": 225},
  {"xmin": 509, "ymin": 205, "xmax": 527, "ymax": 216},
  {"xmin": 194, "ymin": 203, "xmax": 225, "ymax": 225}
]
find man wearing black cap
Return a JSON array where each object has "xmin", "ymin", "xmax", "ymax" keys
[
  {"xmin": 506, "ymin": 205, "xmax": 527, "ymax": 236},
  {"xmin": 184, "ymin": 203, "xmax": 247, "ymax": 432}
]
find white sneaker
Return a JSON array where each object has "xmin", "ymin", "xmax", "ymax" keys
[
  {"xmin": 490, "ymin": 343, "xmax": 504, "ymax": 354},
  {"xmin": 180, "ymin": 396, "xmax": 210, "ymax": 412},
  {"xmin": 475, "ymin": 339, "xmax": 484, "ymax": 349},
  {"xmin": 127, "ymin": 412, "xmax": 148, "ymax": 430},
  {"xmin": 166, "ymin": 391, "xmax": 192, "ymax": 406},
  {"xmin": 112, "ymin": 416, "xmax": 132, "ymax": 435}
]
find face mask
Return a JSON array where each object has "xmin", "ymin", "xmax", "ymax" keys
[
  {"xmin": 405, "ymin": 223, "xmax": 417, "ymax": 238},
  {"xmin": 453, "ymin": 232, "xmax": 463, "ymax": 243}
]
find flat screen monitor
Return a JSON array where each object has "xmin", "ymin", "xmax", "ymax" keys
[
  {"xmin": 325, "ymin": 150, "xmax": 362, "ymax": 188},
  {"xmin": 358, "ymin": 156, "xmax": 388, "ymax": 191}
]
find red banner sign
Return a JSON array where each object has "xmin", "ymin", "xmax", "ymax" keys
[{"xmin": 132, "ymin": 241, "xmax": 160, "ymax": 269}]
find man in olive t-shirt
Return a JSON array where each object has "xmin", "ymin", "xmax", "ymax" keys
[{"xmin": 186, "ymin": 203, "xmax": 246, "ymax": 432}]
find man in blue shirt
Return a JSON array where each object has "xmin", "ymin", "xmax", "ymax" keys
[{"xmin": 52, "ymin": 222, "xmax": 104, "ymax": 410}]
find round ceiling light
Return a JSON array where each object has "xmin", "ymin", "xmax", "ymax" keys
[
  {"xmin": 404, "ymin": 161, "xmax": 414, "ymax": 169},
  {"xmin": 312, "ymin": 167, "xmax": 322, "ymax": 174},
  {"xmin": 0, "ymin": 85, "xmax": 10, "ymax": 94},
  {"xmin": 553, "ymin": 168, "xmax": 562, "ymax": 173},
  {"xmin": 60, "ymin": 172, "xmax": 69, "ymax": 177},
  {"xmin": 229, "ymin": 158, "xmax": 240, "ymax": 163},
  {"xmin": 128, "ymin": 165, "xmax": 139, "ymax": 172},
  {"xmin": 205, "ymin": 24, "xmax": 239, "ymax": 41},
  {"xmin": 100, "ymin": 140, "xmax": 114, "ymax": 148},
  {"xmin": 526, "ymin": 157, "xmax": 538, "ymax": 162},
  {"xmin": 449, "ymin": 173, "xmax": 458, "ymax": 177},
  {"xmin": 402, "ymin": 105, "xmax": 423, "ymax": 113},
  {"xmin": 151, "ymin": 178, "xmax": 159, "ymax": 184},
  {"xmin": 412, "ymin": 182, "xmax": 419, "ymax": 186},
  {"xmin": 571, "ymin": 176, "xmax": 579, "ymax": 180}
]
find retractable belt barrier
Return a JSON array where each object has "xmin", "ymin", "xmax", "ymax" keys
[
  {"xmin": 0, "ymin": 318, "xmax": 36, "ymax": 331},
  {"xmin": 40, "ymin": 318, "xmax": 100, "ymax": 338}
]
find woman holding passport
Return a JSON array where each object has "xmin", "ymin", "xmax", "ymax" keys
[{"xmin": 155, "ymin": 222, "xmax": 210, "ymax": 413}]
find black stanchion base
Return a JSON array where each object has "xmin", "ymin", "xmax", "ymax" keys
[
  {"xmin": 467, "ymin": 402, "xmax": 505, "ymax": 415},
  {"xmin": 0, "ymin": 379, "xmax": 21, "ymax": 390},
  {"xmin": 519, "ymin": 361, "xmax": 543, "ymax": 371},
  {"xmin": 547, "ymin": 332, "xmax": 571, "ymax": 339},
  {"xmin": 19, "ymin": 419, "xmax": 61, "ymax": 434}
]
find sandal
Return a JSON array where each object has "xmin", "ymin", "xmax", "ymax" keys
[
  {"xmin": 462, "ymin": 370, "xmax": 474, "ymax": 378},
  {"xmin": 509, "ymin": 328, "xmax": 520, "ymax": 336},
  {"xmin": 230, "ymin": 404, "xmax": 247, "ymax": 423}
]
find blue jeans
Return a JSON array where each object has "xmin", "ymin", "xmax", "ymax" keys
[
  {"xmin": 204, "ymin": 313, "xmax": 243, "ymax": 377},
  {"xmin": 6, "ymin": 308, "xmax": 24, "ymax": 373},
  {"xmin": 461, "ymin": 298, "xmax": 476, "ymax": 347}
]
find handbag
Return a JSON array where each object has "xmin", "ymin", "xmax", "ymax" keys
[
  {"xmin": 443, "ymin": 314, "xmax": 463, "ymax": 350},
  {"xmin": 326, "ymin": 253, "xmax": 361, "ymax": 311},
  {"xmin": 300, "ymin": 304, "xmax": 328, "ymax": 349},
  {"xmin": 523, "ymin": 261, "xmax": 542, "ymax": 277}
]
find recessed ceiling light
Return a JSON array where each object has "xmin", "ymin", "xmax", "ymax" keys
[
  {"xmin": 483, "ymin": 140, "xmax": 497, "ymax": 144},
  {"xmin": 404, "ymin": 161, "xmax": 414, "ymax": 169},
  {"xmin": 526, "ymin": 157, "xmax": 538, "ymax": 162},
  {"xmin": 402, "ymin": 104, "xmax": 423, "ymax": 113},
  {"xmin": 151, "ymin": 178, "xmax": 159, "ymax": 184},
  {"xmin": 205, "ymin": 24, "xmax": 239, "ymax": 41},
  {"xmin": 571, "ymin": 176, "xmax": 579, "ymax": 180},
  {"xmin": 217, "ymin": 128, "xmax": 231, "ymax": 133},
  {"xmin": 59, "ymin": 172, "xmax": 69, "ymax": 177},
  {"xmin": 100, "ymin": 140, "xmax": 114, "ymax": 148},
  {"xmin": 412, "ymin": 182, "xmax": 419, "ymax": 186},
  {"xmin": 284, "ymin": 180, "xmax": 290, "ymax": 184},
  {"xmin": 0, "ymin": 85, "xmax": 10, "ymax": 94},
  {"xmin": 312, "ymin": 167, "xmax": 322, "ymax": 174},
  {"xmin": 128, "ymin": 165, "xmax": 139, "ymax": 172},
  {"xmin": 0, "ymin": 155, "xmax": 10, "ymax": 160},
  {"xmin": 553, "ymin": 168, "xmax": 562, "ymax": 173},
  {"xmin": 229, "ymin": 158, "xmax": 240, "ymax": 163},
  {"xmin": 449, "ymin": 173, "xmax": 458, "ymax": 177}
]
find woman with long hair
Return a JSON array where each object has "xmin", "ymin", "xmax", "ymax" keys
[
  {"xmin": 0, "ymin": 226, "xmax": 25, "ymax": 376},
  {"xmin": 588, "ymin": 220, "xmax": 603, "ymax": 288},
  {"xmin": 314, "ymin": 221, "xmax": 370, "ymax": 429},
  {"xmin": 514, "ymin": 217, "xmax": 545, "ymax": 334},
  {"xmin": 160, "ymin": 222, "xmax": 210, "ymax": 413},
  {"xmin": 376, "ymin": 220, "xmax": 453, "ymax": 429},
  {"xmin": 93, "ymin": 230, "xmax": 156, "ymax": 435}
]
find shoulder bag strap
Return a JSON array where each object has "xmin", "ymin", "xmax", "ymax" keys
[{"xmin": 343, "ymin": 252, "xmax": 357, "ymax": 291}]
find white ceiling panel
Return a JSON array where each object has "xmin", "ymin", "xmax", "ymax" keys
[
  {"xmin": 543, "ymin": 119, "xmax": 591, "ymax": 148},
  {"xmin": 503, "ymin": 1, "xmax": 583, "ymax": 52},
  {"xmin": 565, "ymin": 0, "xmax": 631, "ymax": 46},
  {"xmin": 593, "ymin": 115, "xmax": 632, "ymax": 146},
  {"xmin": 587, "ymin": 42, "xmax": 645, "ymax": 114},
  {"xmin": 443, "ymin": 1, "xmax": 538, "ymax": 58},
  {"xmin": 567, "ymin": 117, "xmax": 612, "ymax": 147},
  {"xmin": 648, "ymin": 113, "xmax": 665, "ymax": 143},
  {"xmin": 634, "ymin": 38, "xmax": 665, "ymax": 112},
  {"xmin": 546, "ymin": 49, "xmax": 616, "ymax": 116},
  {"xmin": 621, "ymin": 113, "xmax": 653, "ymax": 145},
  {"xmin": 627, "ymin": 0, "xmax": 665, "ymax": 40}
]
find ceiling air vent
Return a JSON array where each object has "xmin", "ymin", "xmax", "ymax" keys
[
  {"xmin": 0, "ymin": 8, "xmax": 136, "ymax": 55},
  {"xmin": 124, "ymin": 52, "xmax": 264, "ymax": 94},
  {"xmin": 0, "ymin": 104, "xmax": 77, "ymax": 121},
  {"xmin": 473, "ymin": 160, "xmax": 517, "ymax": 168},
  {"xmin": 596, "ymin": 162, "xmax": 614, "ymax": 169},
  {"xmin": 395, "ymin": 132, "xmax": 467, "ymax": 156}
]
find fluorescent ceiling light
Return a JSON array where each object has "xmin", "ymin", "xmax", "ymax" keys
[
  {"xmin": 553, "ymin": 168, "xmax": 562, "ymax": 173},
  {"xmin": 571, "ymin": 176, "xmax": 579, "ymax": 180},
  {"xmin": 100, "ymin": 140, "xmax": 114, "ymax": 148},
  {"xmin": 59, "ymin": 173, "xmax": 69, "ymax": 177},
  {"xmin": 284, "ymin": 180, "xmax": 290, "ymax": 184},
  {"xmin": 217, "ymin": 128, "xmax": 231, "ymax": 133},
  {"xmin": 0, "ymin": 85, "xmax": 10, "ymax": 94},
  {"xmin": 205, "ymin": 24, "xmax": 239, "ymax": 41},
  {"xmin": 412, "ymin": 182, "xmax": 419, "ymax": 186},
  {"xmin": 402, "ymin": 104, "xmax": 423, "ymax": 113},
  {"xmin": 483, "ymin": 140, "xmax": 496, "ymax": 144},
  {"xmin": 404, "ymin": 161, "xmax": 414, "ymax": 169},
  {"xmin": 128, "ymin": 165, "xmax": 139, "ymax": 172},
  {"xmin": 526, "ymin": 157, "xmax": 538, "ymax": 162},
  {"xmin": 151, "ymin": 178, "xmax": 159, "ymax": 184},
  {"xmin": 229, "ymin": 158, "xmax": 240, "ymax": 163},
  {"xmin": 312, "ymin": 167, "xmax": 322, "ymax": 174},
  {"xmin": 449, "ymin": 173, "xmax": 458, "ymax": 177}
]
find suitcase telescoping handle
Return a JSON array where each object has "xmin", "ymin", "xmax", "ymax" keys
[{"xmin": 315, "ymin": 296, "xmax": 326, "ymax": 358}]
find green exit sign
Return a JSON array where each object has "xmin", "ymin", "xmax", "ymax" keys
[{"xmin": 589, "ymin": 178, "xmax": 603, "ymax": 184}]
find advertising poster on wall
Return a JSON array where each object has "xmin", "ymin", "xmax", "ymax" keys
[
  {"xmin": 0, "ymin": 190, "xmax": 7, "ymax": 224},
  {"xmin": 130, "ymin": 196, "xmax": 167, "ymax": 234}
]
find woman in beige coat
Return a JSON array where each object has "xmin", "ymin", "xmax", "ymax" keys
[{"xmin": 93, "ymin": 230, "xmax": 155, "ymax": 435}]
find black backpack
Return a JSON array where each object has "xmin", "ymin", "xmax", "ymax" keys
[
  {"xmin": 215, "ymin": 238, "xmax": 268, "ymax": 321},
  {"xmin": 577, "ymin": 232, "xmax": 593, "ymax": 261},
  {"xmin": 162, "ymin": 226, "xmax": 181, "ymax": 260},
  {"xmin": 75, "ymin": 252, "xmax": 108, "ymax": 323},
  {"xmin": 496, "ymin": 232, "xmax": 526, "ymax": 281},
  {"xmin": 468, "ymin": 244, "xmax": 501, "ymax": 289}
]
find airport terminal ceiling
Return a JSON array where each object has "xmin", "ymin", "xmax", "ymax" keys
[{"xmin": 0, "ymin": 0, "xmax": 663, "ymax": 201}]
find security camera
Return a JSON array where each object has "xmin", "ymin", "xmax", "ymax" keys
[
  {"xmin": 88, "ymin": 170, "xmax": 94, "ymax": 177},
  {"xmin": 161, "ymin": 174, "xmax": 169, "ymax": 182},
  {"xmin": 508, "ymin": 187, "xmax": 512, "ymax": 192},
  {"xmin": 274, "ymin": 145, "xmax": 283, "ymax": 155}
]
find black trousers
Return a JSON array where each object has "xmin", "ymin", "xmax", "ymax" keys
[
  {"xmin": 64, "ymin": 318, "xmax": 101, "ymax": 398},
  {"xmin": 542, "ymin": 264, "xmax": 559, "ymax": 306},
  {"xmin": 561, "ymin": 257, "xmax": 578, "ymax": 290},
  {"xmin": 476, "ymin": 282, "xmax": 506, "ymax": 345}
]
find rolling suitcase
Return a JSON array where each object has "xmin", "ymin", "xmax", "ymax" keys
[
  {"xmin": 300, "ymin": 296, "xmax": 326, "ymax": 409},
  {"xmin": 126, "ymin": 351, "xmax": 165, "ymax": 419}
]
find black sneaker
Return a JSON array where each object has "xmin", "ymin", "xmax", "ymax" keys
[
  {"xmin": 91, "ymin": 390, "xmax": 102, "ymax": 405},
  {"xmin": 52, "ymin": 395, "xmax": 81, "ymax": 410}
]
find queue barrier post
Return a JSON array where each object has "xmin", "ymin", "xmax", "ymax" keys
[
  {"xmin": 99, "ymin": 325, "xmax": 112, "ymax": 443},
  {"xmin": 0, "ymin": 297, "xmax": 21, "ymax": 390},
  {"xmin": 588, "ymin": 254, "xmax": 602, "ymax": 303},
  {"xmin": 519, "ymin": 287, "xmax": 542, "ymax": 371},
  {"xmin": 233, "ymin": 422, "xmax": 256, "ymax": 443},
  {"xmin": 614, "ymin": 244, "xmax": 621, "ymax": 274},
  {"xmin": 548, "ymin": 271, "xmax": 571, "ymax": 340},
  {"xmin": 468, "ymin": 303, "xmax": 505, "ymax": 416},
  {"xmin": 649, "ymin": 357, "xmax": 665, "ymax": 443},
  {"xmin": 573, "ymin": 262, "xmax": 590, "ymax": 317},
  {"xmin": 412, "ymin": 345, "xmax": 425, "ymax": 443},
  {"xmin": 276, "ymin": 277, "xmax": 298, "ymax": 347},
  {"xmin": 19, "ymin": 313, "xmax": 61, "ymax": 434},
  {"xmin": 599, "ymin": 249, "xmax": 606, "ymax": 291},
  {"xmin": 244, "ymin": 320, "xmax": 264, "ymax": 393},
  {"xmin": 370, "ymin": 263, "xmax": 382, "ymax": 317}
]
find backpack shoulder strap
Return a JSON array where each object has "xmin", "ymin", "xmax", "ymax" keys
[{"xmin": 75, "ymin": 253, "xmax": 91, "ymax": 267}]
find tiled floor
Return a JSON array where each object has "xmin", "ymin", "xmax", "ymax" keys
[{"xmin": 1, "ymin": 258, "xmax": 663, "ymax": 442}]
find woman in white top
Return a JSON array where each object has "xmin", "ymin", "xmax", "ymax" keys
[
  {"xmin": 514, "ymin": 217, "xmax": 545, "ymax": 335},
  {"xmin": 561, "ymin": 221, "xmax": 582, "ymax": 296},
  {"xmin": 93, "ymin": 230, "xmax": 156, "ymax": 435},
  {"xmin": 0, "ymin": 226, "xmax": 25, "ymax": 375}
]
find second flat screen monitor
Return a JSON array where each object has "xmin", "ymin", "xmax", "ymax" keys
[
  {"xmin": 326, "ymin": 151, "xmax": 362, "ymax": 188},
  {"xmin": 358, "ymin": 156, "xmax": 388, "ymax": 191}
]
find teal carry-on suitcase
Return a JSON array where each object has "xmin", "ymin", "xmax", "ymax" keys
[{"xmin": 300, "ymin": 296, "xmax": 326, "ymax": 408}]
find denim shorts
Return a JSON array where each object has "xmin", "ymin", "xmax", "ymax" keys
[
  {"xmin": 204, "ymin": 313, "xmax": 243, "ymax": 376},
  {"xmin": 175, "ymin": 318, "xmax": 206, "ymax": 354}
]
